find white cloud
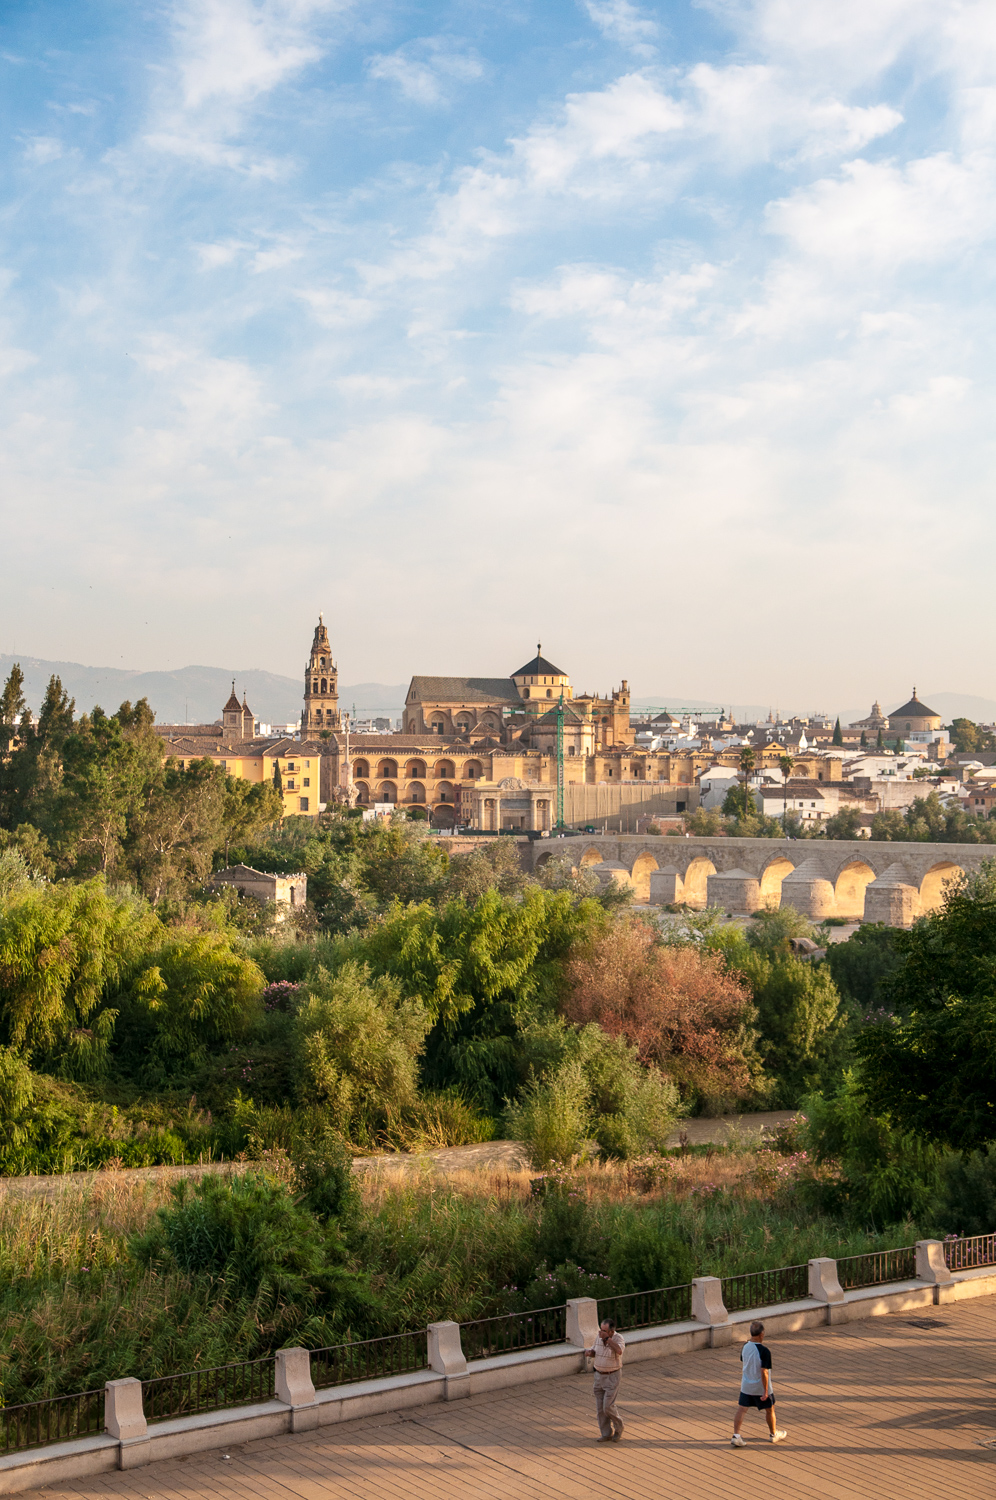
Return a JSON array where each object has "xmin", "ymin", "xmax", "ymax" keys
[
  {"xmin": 144, "ymin": 0, "xmax": 350, "ymax": 172},
  {"xmin": 22, "ymin": 136, "xmax": 63, "ymax": 164},
  {"xmin": 768, "ymin": 152, "xmax": 996, "ymax": 267},
  {"xmin": 582, "ymin": 1, "xmax": 660, "ymax": 57},
  {"xmin": 367, "ymin": 37, "xmax": 483, "ymax": 106}
]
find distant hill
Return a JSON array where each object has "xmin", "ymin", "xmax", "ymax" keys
[
  {"xmin": 0, "ymin": 655, "xmax": 407, "ymax": 726},
  {"xmin": 4, "ymin": 656, "xmax": 993, "ymax": 730}
]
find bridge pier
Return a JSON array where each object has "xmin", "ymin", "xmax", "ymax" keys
[
  {"xmin": 706, "ymin": 868, "xmax": 761, "ymax": 914},
  {"xmin": 779, "ymin": 861, "xmax": 837, "ymax": 920},
  {"xmin": 863, "ymin": 864, "xmax": 920, "ymax": 926},
  {"xmin": 649, "ymin": 868, "xmax": 681, "ymax": 905}
]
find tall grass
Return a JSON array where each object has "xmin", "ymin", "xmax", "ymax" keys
[{"xmin": 0, "ymin": 1151, "xmax": 927, "ymax": 1407}]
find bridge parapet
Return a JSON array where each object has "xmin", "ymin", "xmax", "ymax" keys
[{"xmin": 528, "ymin": 834, "xmax": 983, "ymax": 926}]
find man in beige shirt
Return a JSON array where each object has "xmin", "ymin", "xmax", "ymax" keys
[{"xmin": 584, "ymin": 1319, "xmax": 625, "ymax": 1441}]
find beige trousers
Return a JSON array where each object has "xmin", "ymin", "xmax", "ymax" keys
[{"xmin": 593, "ymin": 1370, "xmax": 623, "ymax": 1438}]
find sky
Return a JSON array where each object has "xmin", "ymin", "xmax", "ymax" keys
[{"xmin": 1, "ymin": 0, "xmax": 995, "ymax": 711}]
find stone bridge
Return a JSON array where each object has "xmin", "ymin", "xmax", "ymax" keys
[{"xmin": 526, "ymin": 834, "xmax": 992, "ymax": 925}]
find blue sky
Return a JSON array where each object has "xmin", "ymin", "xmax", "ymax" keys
[{"xmin": 2, "ymin": 1, "xmax": 994, "ymax": 710}]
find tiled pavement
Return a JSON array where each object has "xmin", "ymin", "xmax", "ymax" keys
[{"xmin": 36, "ymin": 1295, "xmax": 996, "ymax": 1500}]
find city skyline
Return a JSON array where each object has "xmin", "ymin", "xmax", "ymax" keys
[{"xmin": 2, "ymin": 2, "xmax": 995, "ymax": 703}]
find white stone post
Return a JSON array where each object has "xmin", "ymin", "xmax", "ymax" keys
[
  {"xmin": 275, "ymin": 1347, "xmax": 319, "ymax": 1432},
  {"xmin": 427, "ymin": 1321, "xmax": 470, "ymax": 1401},
  {"xmin": 916, "ymin": 1240, "xmax": 954, "ymax": 1286},
  {"xmin": 691, "ymin": 1276, "xmax": 732, "ymax": 1347},
  {"xmin": 566, "ymin": 1297, "xmax": 600, "ymax": 1368},
  {"xmin": 808, "ymin": 1257, "xmax": 847, "ymax": 1324},
  {"xmin": 105, "ymin": 1377, "xmax": 149, "ymax": 1470}
]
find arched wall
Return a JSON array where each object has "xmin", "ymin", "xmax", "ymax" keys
[
  {"xmin": 759, "ymin": 857, "xmax": 795, "ymax": 909},
  {"xmin": 919, "ymin": 861, "xmax": 964, "ymax": 913},
  {"xmin": 630, "ymin": 851, "xmax": 660, "ymax": 901},
  {"xmin": 835, "ymin": 862, "xmax": 876, "ymax": 920},
  {"xmin": 683, "ymin": 857, "xmax": 716, "ymax": 908},
  {"xmin": 580, "ymin": 846, "xmax": 603, "ymax": 869}
]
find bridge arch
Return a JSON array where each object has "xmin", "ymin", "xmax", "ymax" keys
[
  {"xmin": 835, "ymin": 860, "xmax": 876, "ymax": 920},
  {"xmin": 759, "ymin": 856, "xmax": 795, "ymax": 910},
  {"xmin": 630, "ymin": 851, "xmax": 660, "ymax": 901},
  {"xmin": 919, "ymin": 861, "xmax": 964, "ymax": 914},
  {"xmin": 580, "ymin": 846, "xmax": 603, "ymax": 869},
  {"xmin": 683, "ymin": 856, "xmax": 716, "ymax": 908}
]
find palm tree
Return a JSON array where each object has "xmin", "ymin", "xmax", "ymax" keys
[
  {"xmin": 738, "ymin": 746, "xmax": 757, "ymax": 820},
  {"xmin": 778, "ymin": 753, "xmax": 795, "ymax": 831}
]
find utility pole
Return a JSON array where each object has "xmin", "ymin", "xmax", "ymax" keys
[{"xmin": 556, "ymin": 692, "xmax": 565, "ymax": 829}]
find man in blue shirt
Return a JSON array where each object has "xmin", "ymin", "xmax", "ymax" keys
[{"xmin": 730, "ymin": 1321, "xmax": 787, "ymax": 1446}]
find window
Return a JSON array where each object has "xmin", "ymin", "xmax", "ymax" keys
[
  {"xmin": 524, "ymin": 689, "xmax": 530, "ymax": 698},
  {"xmin": 312, "ymin": 681, "xmax": 318, "ymax": 693},
  {"xmin": 305, "ymin": 760, "xmax": 311, "ymax": 767},
  {"xmin": 287, "ymin": 780, "xmax": 295, "ymax": 790},
  {"xmin": 303, "ymin": 777, "xmax": 310, "ymax": 787},
  {"xmin": 299, "ymin": 796, "xmax": 309, "ymax": 812},
  {"xmin": 546, "ymin": 689, "xmax": 552, "ymax": 698},
  {"xmin": 288, "ymin": 762, "xmax": 296, "ymax": 771}
]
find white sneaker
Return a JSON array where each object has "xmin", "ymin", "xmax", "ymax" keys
[
  {"xmin": 770, "ymin": 1429, "xmax": 787, "ymax": 1443},
  {"xmin": 730, "ymin": 1434, "xmax": 746, "ymax": 1447}
]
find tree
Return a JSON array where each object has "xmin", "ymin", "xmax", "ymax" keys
[
  {"xmin": 857, "ymin": 861, "xmax": 996, "ymax": 1150},
  {"xmin": 738, "ymin": 746, "xmax": 757, "ymax": 820},
  {"xmin": 353, "ymin": 886, "xmax": 604, "ymax": 1109},
  {"xmin": 562, "ymin": 920, "xmax": 765, "ymax": 1111},
  {"xmin": 0, "ymin": 664, "xmax": 26, "ymax": 757},
  {"xmin": 0, "ymin": 877, "xmax": 159, "ymax": 1073},
  {"xmin": 948, "ymin": 718, "xmax": 981, "ymax": 754},
  {"xmin": 875, "ymin": 729, "xmax": 884, "ymax": 751},
  {"xmin": 778, "ymin": 754, "xmax": 795, "ymax": 831},
  {"xmin": 860, "ymin": 731, "xmax": 867, "ymax": 748},
  {"xmin": 832, "ymin": 718, "xmax": 843, "ymax": 746},
  {"xmin": 294, "ymin": 962, "xmax": 430, "ymax": 1140},
  {"xmin": 823, "ymin": 806, "xmax": 864, "ymax": 840}
]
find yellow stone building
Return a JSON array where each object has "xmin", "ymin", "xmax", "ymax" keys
[{"xmin": 157, "ymin": 623, "xmax": 845, "ymax": 832}]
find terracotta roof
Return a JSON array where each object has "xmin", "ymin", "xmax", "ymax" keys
[
  {"xmin": 407, "ymin": 676, "xmax": 521, "ymax": 705},
  {"xmin": 223, "ymin": 684, "xmax": 242, "ymax": 712}
]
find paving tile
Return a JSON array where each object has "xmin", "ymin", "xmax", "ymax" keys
[{"xmin": 29, "ymin": 1295, "xmax": 996, "ymax": 1500}]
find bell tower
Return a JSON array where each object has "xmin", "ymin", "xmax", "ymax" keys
[{"xmin": 302, "ymin": 616, "xmax": 341, "ymax": 734}]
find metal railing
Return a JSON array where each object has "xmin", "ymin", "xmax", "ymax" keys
[
  {"xmin": 142, "ymin": 1356, "xmax": 275, "ymax": 1424},
  {"xmin": 311, "ymin": 1331, "xmax": 428, "ymax": 1390},
  {"xmin": 597, "ymin": 1284, "xmax": 692, "ymax": 1330},
  {"xmin": 1, "ymin": 1389, "xmax": 105, "ymax": 1456},
  {"xmin": 460, "ymin": 1305, "xmax": 566, "ymax": 1361},
  {"xmin": 836, "ymin": 1246, "xmax": 916, "ymax": 1290},
  {"xmin": 944, "ymin": 1234, "xmax": 996, "ymax": 1272},
  {"xmin": 721, "ymin": 1264, "xmax": 809, "ymax": 1312}
]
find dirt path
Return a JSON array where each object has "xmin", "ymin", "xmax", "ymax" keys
[{"xmin": 0, "ymin": 1111, "xmax": 800, "ymax": 1198}]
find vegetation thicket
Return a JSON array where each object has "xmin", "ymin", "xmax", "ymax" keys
[{"xmin": 2, "ymin": 665, "xmax": 996, "ymax": 1406}]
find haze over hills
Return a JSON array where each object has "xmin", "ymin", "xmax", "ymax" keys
[
  {"xmin": 4, "ymin": 655, "xmax": 995, "ymax": 732},
  {"xmin": 0, "ymin": 656, "xmax": 407, "ymax": 726}
]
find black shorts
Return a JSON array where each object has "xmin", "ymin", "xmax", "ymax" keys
[{"xmin": 738, "ymin": 1393, "xmax": 775, "ymax": 1410}]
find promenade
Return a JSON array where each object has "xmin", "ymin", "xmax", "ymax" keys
[{"xmin": 34, "ymin": 1295, "xmax": 996, "ymax": 1500}]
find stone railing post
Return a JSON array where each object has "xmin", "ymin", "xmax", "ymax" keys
[
  {"xmin": 916, "ymin": 1240, "xmax": 954, "ymax": 1287},
  {"xmin": 808, "ymin": 1257, "xmax": 847, "ymax": 1324},
  {"xmin": 105, "ymin": 1377, "xmax": 149, "ymax": 1470},
  {"xmin": 275, "ymin": 1347, "xmax": 319, "ymax": 1432},
  {"xmin": 691, "ymin": 1276, "xmax": 732, "ymax": 1347},
  {"xmin": 566, "ymin": 1297, "xmax": 599, "ymax": 1370},
  {"xmin": 427, "ymin": 1321, "xmax": 470, "ymax": 1401}
]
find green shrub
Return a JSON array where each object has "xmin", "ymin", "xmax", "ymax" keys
[
  {"xmin": 800, "ymin": 1071, "xmax": 944, "ymax": 1227},
  {"xmin": 933, "ymin": 1150, "xmax": 996, "ymax": 1237},
  {"xmin": 507, "ymin": 1059, "xmax": 592, "ymax": 1168}
]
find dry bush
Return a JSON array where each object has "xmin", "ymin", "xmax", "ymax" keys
[{"xmin": 562, "ymin": 922, "xmax": 764, "ymax": 1111}]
